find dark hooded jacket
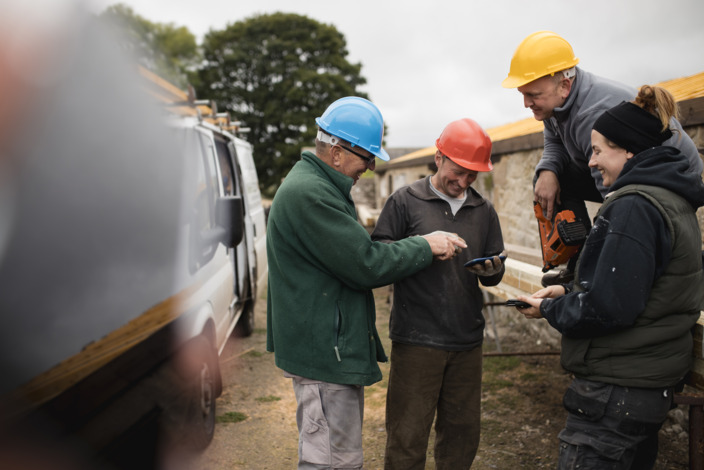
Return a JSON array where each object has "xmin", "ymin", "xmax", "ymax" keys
[{"xmin": 541, "ymin": 146, "xmax": 704, "ymax": 387}]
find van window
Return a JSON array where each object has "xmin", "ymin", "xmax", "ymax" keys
[
  {"xmin": 188, "ymin": 131, "xmax": 221, "ymax": 272},
  {"xmin": 194, "ymin": 133, "xmax": 219, "ymax": 231},
  {"xmin": 215, "ymin": 138, "xmax": 241, "ymax": 199}
]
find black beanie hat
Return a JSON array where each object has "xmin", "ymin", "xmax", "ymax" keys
[{"xmin": 592, "ymin": 101, "xmax": 672, "ymax": 155}]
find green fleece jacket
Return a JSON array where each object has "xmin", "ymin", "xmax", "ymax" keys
[{"xmin": 266, "ymin": 151, "xmax": 434, "ymax": 386}]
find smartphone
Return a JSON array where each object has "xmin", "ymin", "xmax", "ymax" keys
[
  {"xmin": 464, "ymin": 254, "xmax": 507, "ymax": 268},
  {"xmin": 505, "ymin": 299, "xmax": 531, "ymax": 309}
]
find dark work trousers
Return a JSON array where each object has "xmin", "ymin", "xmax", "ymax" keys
[
  {"xmin": 384, "ymin": 342, "xmax": 482, "ymax": 470},
  {"xmin": 534, "ymin": 164, "xmax": 604, "ymax": 271},
  {"xmin": 557, "ymin": 378, "xmax": 673, "ymax": 470}
]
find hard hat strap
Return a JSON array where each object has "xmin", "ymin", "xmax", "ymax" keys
[
  {"xmin": 561, "ymin": 67, "xmax": 576, "ymax": 80},
  {"xmin": 316, "ymin": 130, "xmax": 339, "ymax": 146}
]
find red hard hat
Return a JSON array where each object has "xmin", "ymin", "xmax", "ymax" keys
[{"xmin": 435, "ymin": 118, "xmax": 493, "ymax": 171}]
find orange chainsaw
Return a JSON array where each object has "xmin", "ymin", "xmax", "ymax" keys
[{"xmin": 534, "ymin": 202, "xmax": 587, "ymax": 273}]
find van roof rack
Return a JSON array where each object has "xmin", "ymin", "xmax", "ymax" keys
[{"xmin": 138, "ymin": 66, "xmax": 250, "ymax": 134}]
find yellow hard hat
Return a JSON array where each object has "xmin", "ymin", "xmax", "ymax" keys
[{"xmin": 502, "ymin": 31, "xmax": 579, "ymax": 88}]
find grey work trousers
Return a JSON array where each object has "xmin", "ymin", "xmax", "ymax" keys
[
  {"xmin": 290, "ymin": 375, "xmax": 365, "ymax": 469},
  {"xmin": 384, "ymin": 342, "xmax": 482, "ymax": 470}
]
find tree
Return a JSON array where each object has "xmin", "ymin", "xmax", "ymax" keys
[
  {"xmin": 99, "ymin": 3, "xmax": 200, "ymax": 89},
  {"xmin": 196, "ymin": 13, "xmax": 368, "ymax": 196}
]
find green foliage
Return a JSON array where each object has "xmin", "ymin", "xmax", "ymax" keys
[
  {"xmin": 255, "ymin": 395, "xmax": 281, "ymax": 403},
  {"xmin": 196, "ymin": 13, "xmax": 368, "ymax": 196},
  {"xmin": 483, "ymin": 378, "xmax": 515, "ymax": 394},
  {"xmin": 99, "ymin": 3, "xmax": 200, "ymax": 88},
  {"xmin": 216, "ymin": 411, "xmax": 248, "ymax": 423},
  {"xmin": 481, "ymin": 172, "xmax": 494, "ymax": 192},
  {"xmin": 484, "ymin": 355, "xmax": 522, "ymax": 374}
]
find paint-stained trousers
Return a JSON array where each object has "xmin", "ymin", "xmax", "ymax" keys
[
  {"xmin": 384, "ymin": 342, "xmax": 482, "ymax": 470},
  {"xmin": 557, "ymin": 378, "xmax": 674, "ymax": 470}
]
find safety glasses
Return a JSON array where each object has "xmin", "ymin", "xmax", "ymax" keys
[{"xmin": 338, "ymin": 145, "xmax": 375, "ymax": 166}]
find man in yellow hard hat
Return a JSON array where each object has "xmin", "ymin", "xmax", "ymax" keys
[
  {"xmin": 502, "ymin": 31, "xmax": 702, "ymax": 287},
  {"xmin": 372, "ymin": 118, "xmax": 505, "ymax": 469}
]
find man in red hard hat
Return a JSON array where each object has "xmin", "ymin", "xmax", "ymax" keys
[{"xmin": 372, "ymin": 118, "xmax": 506, "ymax": 469}]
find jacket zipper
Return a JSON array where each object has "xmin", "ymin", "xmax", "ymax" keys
[{"xmin": 334, "ymin": 303, "xmax": 342, "ymax": 362}]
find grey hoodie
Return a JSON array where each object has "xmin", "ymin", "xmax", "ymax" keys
[{"xmin": 537, "ymin": 68, "xmax": 702, "ymax": 197}]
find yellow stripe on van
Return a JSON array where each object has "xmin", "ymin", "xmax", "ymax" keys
[{"xmin": 8, "ymin": 283, "xmax": 203, "ymax": 413}]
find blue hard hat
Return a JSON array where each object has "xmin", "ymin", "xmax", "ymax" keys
[{"xmin": 315, "ymin": 96, "xmax": 390, "ymax": 161}]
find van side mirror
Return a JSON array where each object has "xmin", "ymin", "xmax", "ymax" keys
[{"xmin": 215, "ymin": 195, "xmax": 244, "ymax": 248}]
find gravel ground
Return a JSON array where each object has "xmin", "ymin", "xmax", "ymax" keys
[{"xmin": 177, "ymin": 286, "xmax": 691, "ymax": 470}]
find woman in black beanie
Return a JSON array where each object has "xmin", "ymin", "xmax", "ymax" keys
[
  {"xmin": 517, "ymin": 85, "xmax": 704, "ymax": 470},
  {"xmin": 590, "ymin": 85, "xmax": 680, "ymax": 186}
]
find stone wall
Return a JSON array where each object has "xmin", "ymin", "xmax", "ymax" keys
[
  {"xmin": 691, "ymin": 125, "xmax": 704, "ymax": 239},
  {"xmin": 368, "ymin": 123, "xmax": 704, "ymax": 334},
  {"xmin": 370, "ymin": 122, "xmax": 704, "ymax": 263},
  {"xmin": 476, "ymin": 149, "xmax": 541, "ymax": 252},
  {"xmin": 479, "ymin": 128, "xmax": 704, "ymax": 250},
  {"xmin": 375, "ymin": 165, "xmax": 434, "ymax": 209}
]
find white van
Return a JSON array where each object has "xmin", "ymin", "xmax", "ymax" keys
[
  {"xmin": 0, "ymin": 67, "xmax": 267, "ymax": 465},
  {"xmin": 157, "ymin": 114, "xmax": 268, "ymax": 449},
  {"xmin": 196, "ymin": 119, "xmax": 268, "ymax": 338},
  {"xmin": 170, "ymin": 115, "xmax": 268, "ymax": 345}
]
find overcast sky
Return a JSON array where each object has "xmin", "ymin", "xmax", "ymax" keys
[{"xmin": 80, "ymin": 0, "xmax": 704, "ymax": 148}]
